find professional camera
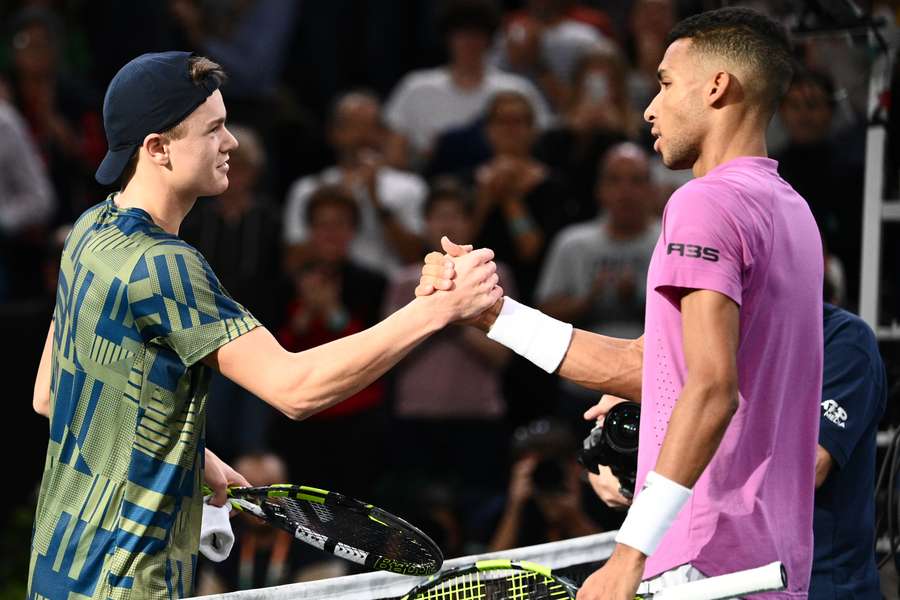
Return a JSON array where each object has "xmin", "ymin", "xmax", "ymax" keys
[{"xmin": 577, "ymin": 401, "xmax": 640, "ymax": 497}]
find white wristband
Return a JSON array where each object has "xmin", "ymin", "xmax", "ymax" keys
[
  {"xmin": 615, "ymin": 471, "xmax": 692, "ymax": 556},
  {"xmin": 486, "ymin": 297, "xmax": 573, "ymax": 373}
]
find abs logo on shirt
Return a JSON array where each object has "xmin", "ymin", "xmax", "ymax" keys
[
  {"xmin": 666, "ymin": 243, "xmax": 720, "ymax": 262},
  {"xmin": 821, "ymin": 399, "xmax": 848, "ymax": 428}
]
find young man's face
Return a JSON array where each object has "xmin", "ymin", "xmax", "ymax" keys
[
  {"xmin": 643, "ymin": 38, "xmax": 707, "ymax": 171},
  {"xmin": 167, "ymin": 90, "xmax": 238, "ymax": 197}
]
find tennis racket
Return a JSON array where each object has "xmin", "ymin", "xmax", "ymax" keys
[
  {"xmin": 205, "ymin": 484, "xmax": 443, "ymax": 576},
  {"xmin": 401, "ymin": 559, "xmax": 579, "ymax": 600},
  {"xmin": 641, "ymin": 561, "xmax": 787, "ymax": 599}
]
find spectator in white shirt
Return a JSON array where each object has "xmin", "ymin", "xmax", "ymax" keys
[
  {"xmin": 384, "ymin": 0, "xmax": 552, "ymax": 170},
  {"xmin": 283, "ymin": 90, "xmax": 426, "ymax": 276}
]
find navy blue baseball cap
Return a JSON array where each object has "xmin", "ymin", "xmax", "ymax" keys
[{"xmin": 95, "ymin": 51, "xmax": 223, "ymax": 186}]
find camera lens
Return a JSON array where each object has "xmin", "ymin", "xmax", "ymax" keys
[{"xmin": 604, "ymin": 403, "xmax": 640, "ymax": 453}]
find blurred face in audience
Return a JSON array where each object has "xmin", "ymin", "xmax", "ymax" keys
[
  {"xmin": 630, "ymin": 0, "xmax": 675, "ymax": 43},
  {"xmin": 426, "ymin": 196, "xmax": 472, "ymax": 250},
  {"xmin": 448, "ymin": 28, "xmax": 491, "ymax": 68},
  {"xmin": 598, "ymin": 145, "xmax": 652, "ymax": 234},
  {"xmin": 779, "ymin": 81, "xmax": 833, "ymax": 145},
  {"xmin": 330, "ymin": 95, "xmax": 386, "ymax": 163},
  {"xmin": 12, "ymin": 22, "xmax": 56, "ymax": 77},
  {"xmin": 309, "ymin": 201, "xmax": 358, "ymax": 264},
  {"xmin": 486, "ymin": 95, "xmax": 536, "ymax": 157},
  {"xmin": 219, "ymin": 151, "xmax": 258, "ymax": 199}
]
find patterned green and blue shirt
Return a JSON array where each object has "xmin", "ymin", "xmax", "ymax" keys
[{"xmin": 29, "ymin": 195, "xmax": 259, "ymax": 599}]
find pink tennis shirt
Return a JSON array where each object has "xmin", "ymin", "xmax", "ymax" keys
[{"xmin": 637, "ymin": 156, "xmax": 823, "ymax": 597}]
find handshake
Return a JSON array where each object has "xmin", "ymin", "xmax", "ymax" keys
[{"xmin": 413, "ymin": 236, "xmax": 506, "ymax": 330}]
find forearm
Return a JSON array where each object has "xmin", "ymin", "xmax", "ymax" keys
[
  {"xmin": 33, "ymin": 321, "xmax": 53, "ymax": 417},
  {"xmin": 277, "ymin": 297, "xmax": 445, "ymax": 418},
  {"xmin": 488, "ymin": 503, "xmax": 525, "ymax": 551},
  {"xmin": 557, "ymin": 331, "xmax": 644, "ymax": 401},
  {"xmin": 538, "ymin": 294, "xmax": 592, "ymax": 324},
  {"xmin": 653, "ymin": 377, "xmax": 738, "ymax": 487},
  {"xmin": 504, "ymin": 201, "xmax": 543, "ymax": 261},
  {"xmin": 460, "ymin": 326, "xmax": 511, "ymax": 369}
]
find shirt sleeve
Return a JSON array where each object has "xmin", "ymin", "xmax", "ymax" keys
[
  {"xmin": 384, "ymin": 75, "xmax": 413, "ymax": 135},
  {"xmin": 385, "ymin": 174, "xmax": 427, "ymax": 235},
  {"xmin": 0, "ymin": 103, "xmax": 55, "ymax": 233},
  {"xmin": 127, "ymin": 242, "xmax": 260, "ymax": 366},
  {"xmin": 819, "ymin": 321, "xmax": 886, "ymax": 469},
  {"xmin": 653, "ymin": 182, "xmax": 746, "ymax": 306},
  {"xmin": 282, "ymin": 177, "xmax": 315, "ymax": 244}
]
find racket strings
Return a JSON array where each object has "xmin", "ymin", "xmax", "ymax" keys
[
  {"xmin": 420, "ymin": 569, "xmax": 574, "ymax": 600},
  {"xmin": 259, "ymin": 495, "xmax": 439, "ymax": 568}
]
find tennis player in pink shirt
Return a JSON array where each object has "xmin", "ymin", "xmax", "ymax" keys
[{"xmin": 417, "ymin": 6, "xmax": 823, "ymax": 600}]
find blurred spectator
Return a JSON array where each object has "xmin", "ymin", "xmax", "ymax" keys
[
  {"xmin": 492, "ymin": 0, "xmax": 613, "ymax": 112},
  {"xmin": 536, "ymin": 142, "xmax": 657, "ymax": 337},
  {"xmin": 487, "ymin": 418, "xmax": 605, "ymax": 551},
  {"xmin": 471, "ymin": 90, "xmax": 577, "ymax": 301},
  {"xmin": 180, "ymin": 124, "xmax": 285, "ymax": 328},
  {"xmin": 0, "ymin": 96, "xmax": 55, "ymax": 301},
  {"xmin": 774, "ymin": 69, "xmax": 864, "ymax": 308},
  {"xmin": 196, "ymin": 453, "xmax": 346, "ymax": 593},
  {"xmin": 283, "ymin": 91, "xmax": 426, "ymax": 276},
  {"xmin": 624, "ymin": 0, "xmax": 675, "ymax": 118},
  {"xmin": 4, "ymin": 6, "xmax": 104, "ymax": 224},
  {"xmin": 385, "ymin": 177, "xmax": 514, "ymax": 490},
  {"xmin": 535, "ymin": 142, "xmax": 658, "ymax": 413},
  {"xmin": 384, "ymin": 0, "xmax": 551, "ymax": 169},
  {"xmin": 180, "ymin": 124, "xmax": 284, "ymax": 464},
  {"xmin": 272, "ymin": 185, "xmax": 389, "ymax": 497},
  {"xmin": 169, "ymin": 0, "xmax": 297, "ymax": 105},
  {"xmin": 535, "ymin": 42, "xmax": 640, "ymax": 209}
]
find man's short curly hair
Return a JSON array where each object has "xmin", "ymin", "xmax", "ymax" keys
[{"xmin": 667, "ymin": 7, "xmax": 794, "ymax": 114}]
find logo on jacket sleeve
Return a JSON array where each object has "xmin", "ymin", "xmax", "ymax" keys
[
  {"xmin": 666, "ymin": 243, "xmax": 720, "ymax": 262},
  {"xmin": 821, "ymin": 399, "xmax": 847, "ymax": 428}
]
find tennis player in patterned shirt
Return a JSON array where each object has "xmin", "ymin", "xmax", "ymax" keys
[{"xmin": 28, "ymin": 51, "xmax": 501, "ymax": 599}]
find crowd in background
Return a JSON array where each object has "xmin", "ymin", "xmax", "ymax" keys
[{"xmin": 0, "ymin": 0, "xmax": 891, "ymax": 594}]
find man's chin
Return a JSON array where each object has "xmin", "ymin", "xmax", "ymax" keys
[{"xmin": 661, "ymin": 153, "xmax": 694, "ymax": 172}]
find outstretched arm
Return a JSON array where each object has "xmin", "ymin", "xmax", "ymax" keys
[
  {"xmin": 417, "ymin": 243, "xmax": 644, "ymax": 400},
  {"xmin": 33, "ymin": 321, "xmax": 53, "ymax": 417},
  {"xmin": 205, "ymin": 248, "xmax": 502, "ymax": 420}
]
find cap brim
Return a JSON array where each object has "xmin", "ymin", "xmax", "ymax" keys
[{"xmin": 95, "ymin": 145, "xmax": 138, "ymax": 186}]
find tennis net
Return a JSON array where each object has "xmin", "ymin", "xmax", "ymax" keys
[{"xmin": 188, "ymin": 531, "xmax": 616, "ymax": 599}]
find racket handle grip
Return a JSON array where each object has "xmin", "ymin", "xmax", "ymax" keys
[{"xmin": 645, "ymin": 561, "xmax": 786, "ymax": 600}]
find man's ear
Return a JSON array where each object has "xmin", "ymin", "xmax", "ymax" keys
[
  {"xmin": 706, "ymin": 71, "xmax": 733, "ymax": 108},
  {"xmin": 143, "ymin": 133, "xmax": 170, "ymax": 167}
]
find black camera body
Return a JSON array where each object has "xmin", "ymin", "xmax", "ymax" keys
[{"xmin": 577, "ymin": 401, "xmax": 641, "ymax": 497}]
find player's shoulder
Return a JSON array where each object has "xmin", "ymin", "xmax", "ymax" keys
[
  {"xmin": 667, "ymin": 176, "xmax": 739, "ymax": 211},
  {"xmin": 138, "ymin": 237, "xmax": 206, "ymax": 264},
  {"xmin": 824, "ymin": 304, "xmax": 878, "ymax": 350}
]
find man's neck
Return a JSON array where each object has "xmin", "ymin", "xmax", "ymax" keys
[
  {"xmin": 116, "ymin": 177, "xmax": 195, "ymax": 235},
  {"xmin": 692, "ymin": 116, "xmax": 768, "ymax": 178},
  {"xmin": 450, "ymin": 61, "xmax": 485, "ymax": 90}
]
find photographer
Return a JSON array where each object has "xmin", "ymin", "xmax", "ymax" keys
[{"xmin": 488, "ymin": 418, "xmax": 604, "ymax": 551}]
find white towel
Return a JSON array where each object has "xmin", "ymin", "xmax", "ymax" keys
[{"xmin": 199, "ymin": 499, "xmax": 234, "ymax": 562}]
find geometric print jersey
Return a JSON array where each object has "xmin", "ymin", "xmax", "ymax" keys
[{"xmin": 29, "ymin": 196, "xmax": 259, "ymax": 599}]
